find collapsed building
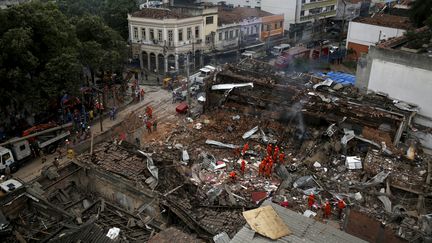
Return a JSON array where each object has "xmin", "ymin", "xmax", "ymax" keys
[{"xmin": 1, "ymin": 58, "xmax": 431, "ymax": 242}]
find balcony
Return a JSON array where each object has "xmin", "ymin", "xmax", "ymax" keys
[
  {"xmin": 300, "ymin": 9, "xmax": 337, "ymax": 22},
  {"xmin": 302, "ymin": 0, "xmax": 337, "ymax": 10}
]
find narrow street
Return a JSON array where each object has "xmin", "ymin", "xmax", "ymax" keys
[{"xmin": 14, "ymin": 85, "xmax": 177, "ymax": 183}]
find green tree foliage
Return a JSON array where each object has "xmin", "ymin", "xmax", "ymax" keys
[
  {"xmin": 0, "ymin": 2, "xmax": 127, "ymax": 117},
  {"xmin": 0, "ymin": 2, "xmax": 80, "ymax": 114},
  {"xmin": 409, "ymin": 0, "xmax": 432, "ymax": 27},
  {"xmin": 56, "ymin": 0, "xmax": 137, "ymax": 40}
]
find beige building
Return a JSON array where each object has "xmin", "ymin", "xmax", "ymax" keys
[{"xmin": 128, "ymin": 7, "xmax": 218, "ymax": 74}]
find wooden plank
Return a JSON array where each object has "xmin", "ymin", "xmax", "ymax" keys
[{"xmin": 242, "ymin": 205, "xmax": 292, "ymax": 240}]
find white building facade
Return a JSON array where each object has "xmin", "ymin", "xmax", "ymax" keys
[{"xmin": 128, "ymin": 8, "xmax": 218, "ymax": 74}]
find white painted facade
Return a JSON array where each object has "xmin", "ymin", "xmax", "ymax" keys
[
  {"xmin": 368, "ymin": 60, "xmax": 432, "ymax": 119},
  {"xmin": 128, "ymin": 14, "xmax": 208, "ymax": 73},
  {"xmin": 346, "ymin": 21, "xmax": 406, "ymax": 49},
  {"xmin": 199, "ymin": 0, "xmax": 262, "ymax": 8},
  {"xmin": 215, "ymin": 23, "xmax": 240, "ymax": 51}
]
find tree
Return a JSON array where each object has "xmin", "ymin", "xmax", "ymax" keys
[
  {"xmin": 409, "ymin": 0, "xmax": 432, "ymax": 27},
  {"xmin": 0, "ymin": 2, "xmax": 80, "ymax": 115}
]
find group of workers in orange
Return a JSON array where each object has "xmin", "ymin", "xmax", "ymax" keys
[
  {"xmin": 308, "ymin": 193, "xmax": 347, "ymax": 219},
  {"xmin": 229, "ymin": 143, "xmax": 286, "ymax": 182},
  {"xmin": 258, "ymin": 144, "xmax": 285, "ymax": 178}
]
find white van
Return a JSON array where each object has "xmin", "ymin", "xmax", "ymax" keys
[
  {"xmin": 271, "ymin": 44, "xmax": 291, "ymax": 56},
  {"xmin": 241, "ymin": 51, "xmax": 257, "ymax": 59}
]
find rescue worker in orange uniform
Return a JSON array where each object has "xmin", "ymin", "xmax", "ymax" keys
[
  {"xmin": 259, "ymin": 158, "xmax": 267, "ymax": 176},
  {"xmin": 266, "ymin": 144, "xmax": 273, "ymax": 157},
  {"xmin": 337, "ymin": 199, "xmax": 346, "ymax": 219},
  {"xmin": 308, "ymin": 193, "xmax": 315, "ymax": 208},
  {"xmin": 279, "ymin": 152, "xmax": 285, "ymax": 164},
  {"xmin": 242, "ymin": 143, "xmax": 249, "ymax": 156},
  {"xmin": 229, "ymin": 171, "xmax": 237, "ymax": 182},
  {"xmin": 266, "ymin": 157, "xmax": 273, "ymax": 178},
  {"xmin": 324, "ymin": 201, "xmax": 332, "ymax": 219},
  {"xmin": 240, "ymin": 160, "xmax": 246, "ymax": 175},
  {"xmin": 146, "ymin": 106, "xmax": 153, "ymax": 119}
]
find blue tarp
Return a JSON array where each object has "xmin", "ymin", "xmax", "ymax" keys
[{"xmin": 315, "ymin": 71, "xmax": 356, "ymax": 85}]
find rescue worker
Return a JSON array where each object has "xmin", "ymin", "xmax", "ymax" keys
[
  {"xmin": 258, "ymin": 158, "xmax": 267, "ymax": 176},
  {"xmin": 241, "ymin": 143, "xmax": 249, "ymax": 156},
  {"xmin": 4, "ymin": 165, "xmax": 11, "ymax": 180},
  {"xmin": 240, "ymin": 160, "xmax": 246, "ymax": 175},
  {"xmin": 53, "ymin": 157, "xmax": 60, "ymax": 169},
  {"xmin": 324, "ymin": 201, "xmax": 332, "ymax": 219},
  {"xmin": 308, "ymin": 193, "xmax": 315, "ymax": 209},
  {"xmin": 140, "ymin": 88, "xmax": 145, "ymax": 100},
  {"xmin": 229, "ymin": 171, "xmax": 237, "ymax": 182},
  {"xmin": 266, "ymin": 157, "xmax": 273, "ymax": 178},
  {"xmin": 146, "ymin": 121, "xmax": 152, "ymax": 133},
  {"xmin": 337, "ymin": 199, "xmax": 346, "ymax": 219},
  {"xmin": 279, "ymin": 151, "xmax": 285, "ymax": 164},
  {"xmin": 266, "ymin": 144, "xmax": 273, "ymax": 157},
  {"xmin": 146, "ymin": 106, "xmax": 153, "ymax": 119}
]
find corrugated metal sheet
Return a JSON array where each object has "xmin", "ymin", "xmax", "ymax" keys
[{"xmin": 230, "ymin": 201, "xmax": 367, "ymax": 243}]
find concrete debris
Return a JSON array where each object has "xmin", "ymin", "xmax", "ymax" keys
[
  {"xmin": 205, "ymin": 139, "xmax": 239, "ymax": 149},
  {"xmin": 211, "ymin": 83, "xmax": 254, "ymax": 90},
  {"xmin": 242, "ymin": 126, "xmax": 259, "ymax": 139},
  {"xmin": 346, "ymin": 156, "xmax": 362, "ymax": 169}
]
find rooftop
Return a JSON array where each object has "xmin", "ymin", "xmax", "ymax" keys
[
  {"xmin": 354, "ymin": 14, "xmax": 412, "ymax": 29},
  {"xmin": 131, "ymin": 8, "xmax": 191, "ymax": 19},
  {"xmin": 218, "ymin": 7, "xmax": 272, "ymax": 26},
  {"xmin": 231, "ymin": 200, "xmax": 367, "ymax": 243}
]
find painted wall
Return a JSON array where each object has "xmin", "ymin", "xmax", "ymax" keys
[
  {"xmin": 199, "ymin": 0, "xmax": 262, "ymax": 8},
  {"xmin": 261, "ymin": 0, "xmax": 297, "ymax": 30},
  {"xmin": 368, "ymin": 60, "xmax": 432, "ymax": 118},
  {"xmin": 346, "ymin": 21, "xmax": 406, "ymax": 49}
]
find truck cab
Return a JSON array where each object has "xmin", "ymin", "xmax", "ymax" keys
[
  {"xmin": 0, "ymin": 147, "xmax": 15, "ymax": 173},
  {"xmin": 0, "ymin": 140, "xmax": 31, "ymax": 173},
  {"xmin": 271, "ymin": 44, "xmax": 291, "ymax": 56}
]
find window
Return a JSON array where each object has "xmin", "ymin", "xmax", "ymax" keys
[
  {"xmin": 229, "ymin": 30, "xmax": 233, "ymax": 39},
  {"xmin": 195, "ymin": 26, "xmax": 199, "ymax": 38},
  {"xmin": 178, "ymin": 29, "xmax": 183, "ymax": 41},
  {"xmin": 224, "ymin": 31, "xmax": 228, "ymax": 40},
  {"xmin": 133, "ymin": 27, "xmax": 138, "ymax": 40},
  {"xmin": 219, "ymin": 32, "xmax": 222, "ymax": 41},
  {"xmin": 141, "ymin": 28, "xmax": 146, "ymax": 40},
  {"xmin": 2, "ymin": 153, "xmax": 11, "ymax": 164},
  {"xmin": 301, "ymin": 0, "xmax": 305, "ymax": 3},
  {"xmin": 187, "ymin": 27, "xmax": 192, "ymax": 40},
  {"xmin": 168, "ymin": 30, "xmax": 173, "ymax": 43},
  {"xmin": 235, "ymin": 29, "xmax": 239, "ymax": 37},
  {"xmin": 329, "ymin": 5, "xmax": 335, "ymax": 11},
  {"xmin": 206, "ymin": 16, "xmax": 214, "ymax": 25},
  {"xmin": 150, "ymin": 29, "xmax": 154, "ymax": 40},
  {"xmin": 300, "ymin": 10, "xmax": 305, "ymax": 16},
  {"xmin": 247, "ymin": 27, "xmax": 250, "ymax": 35},
  {"xmin": 158, "ymin": 29, "xmax": 162, "ymax": 42},
  {"xmin": 280, "ymin": 21, "xmax": 283, "ymax": 28},
  {"xmin": 266, "ymin": 24, "xmax": 270, "ymax": 31},
  {"xmin": 255, "ymin": 25, "xmax": 259, "ymax": 33}
]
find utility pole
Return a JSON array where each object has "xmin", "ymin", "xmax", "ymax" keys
[
  {"xmin": 339, "ymin": 0, "xmax": 347, "ymax": 48},
  {"xmin": 186, "ymin": 54, "xmax": 191, "ymax": 115}
]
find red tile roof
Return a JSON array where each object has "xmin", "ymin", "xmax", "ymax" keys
[{"xmin": 218, "ymin": 7, "xmax": 272, "ymax": 26}]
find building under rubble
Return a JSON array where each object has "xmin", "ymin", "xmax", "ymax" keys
[{"xmin": 2, "ymin": 58, "xmax": 432, "ymax": 243}]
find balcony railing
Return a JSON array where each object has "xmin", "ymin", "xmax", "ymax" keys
[
  {"xmin": 302, "ymin": 0, "xmax": 337, "ymax": 10},
  {"xmin": 300, "ymin": 9, "xmax": 337, "ymax": 22}
]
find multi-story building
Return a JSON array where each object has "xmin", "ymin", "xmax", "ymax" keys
[
  {"xmin": 199, "ymin": 0, "xmax": 337, "ymax": 31},
  {"xmin": 128, "ymin": 6, "xmax": 218, "ymax": 74},
  {"xmin": 216, "ymin": 7, "xmax": 280, "ymax": 51},
  {"xmin": 346, "ymin": 14, "xmax": 412, "ymax": 59}
]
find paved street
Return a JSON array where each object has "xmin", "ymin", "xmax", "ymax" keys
[{"xmin": 14, "ymin": 85, "xmax": 177, "ymax": 183}]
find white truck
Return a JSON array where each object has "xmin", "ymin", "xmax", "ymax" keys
[
  {"xmin": 189, "ymin": 65, "xmax": 216, "ymax": 85},
  {"xmin": 0, "ymin": 123, "xmax": 71, "ymax": 173},
  {"xmin": 271, "ymin": 44, "xmax": 291, "ymax": 56}
]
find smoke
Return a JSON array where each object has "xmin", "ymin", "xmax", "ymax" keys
[{"xmin": 281, "ymin": 101, "xmax": 305, "ymax": 140}]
